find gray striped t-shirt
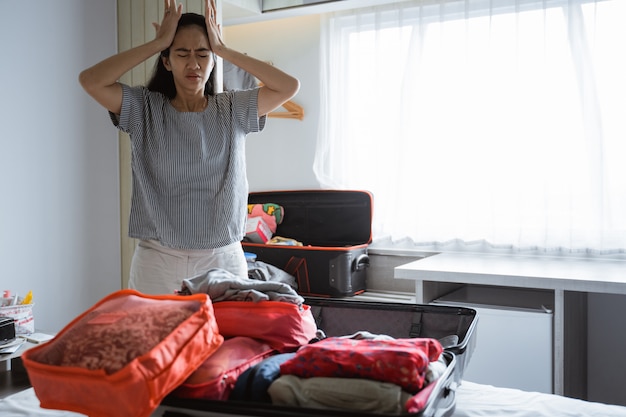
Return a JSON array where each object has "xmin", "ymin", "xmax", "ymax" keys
[{"xmin": 110, "ymin": 84, "xmax": 266, "ymax": 249}]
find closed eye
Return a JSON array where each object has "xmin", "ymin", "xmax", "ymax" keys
[{"xmin": 176, "ymin": 53, "xmax": 209, "ymax": 59}]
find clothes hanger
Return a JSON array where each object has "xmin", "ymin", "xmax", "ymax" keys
[
  {"xmin": 268, "ymin": 99, "xmax": 304, "ymax": 120},
  {"xmin": 257, "ymin": 79, "xmax": 304, "ymax": 120}
]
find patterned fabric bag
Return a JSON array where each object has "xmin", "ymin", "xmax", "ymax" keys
[{"xmin": 279, "ymin": 337, "xmax": 443, "ymax": 393}]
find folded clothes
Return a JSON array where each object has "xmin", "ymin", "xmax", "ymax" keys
[
  {"xmin": 230, "ymin": 353, "xmax": 296, "ymax": 403},
  {"xmin": 279, "ymin": 337, "xmax": 443, "ymax": 393},
  {"xmin": 180, "ymin": 268, "xmax": 304, "ymax": 305},
  {"xmin": 268, "ymin": 374, "xmax": 413, "ymax": 414},
  {"xmin": 247, "ymin": 260, "xmax": 298, "ymax": 289}
]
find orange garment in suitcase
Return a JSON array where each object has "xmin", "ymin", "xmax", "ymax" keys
[{"xmin": 22, "ymin": 289, "xmax": 224, "ymax": 417}]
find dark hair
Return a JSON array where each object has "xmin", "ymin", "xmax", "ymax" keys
[{"xmin": 146, "ymin": 13, "xmax": 215, "ymax": 97}]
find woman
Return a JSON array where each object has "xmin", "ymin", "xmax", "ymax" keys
[{"xmin": 79, "ymin": 0, "xmax": 299, "ymax": 294}]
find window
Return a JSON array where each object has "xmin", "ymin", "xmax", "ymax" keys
[{"xmin": 314, "ymin": 0, "xmax": 626, "ymax": 254}]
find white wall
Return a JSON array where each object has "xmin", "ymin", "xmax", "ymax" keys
[
  {"xmin": 0, "ymin": 0, "xmax": 121, "ymax": 333},
  {"xmin": 224, "ymin": 15, "xmax": 322, "ymax": 191}
]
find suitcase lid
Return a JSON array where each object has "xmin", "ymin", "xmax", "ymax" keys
[{"xmin": 247, "ymin": 190, "xmax": 373, "ymax": 247}]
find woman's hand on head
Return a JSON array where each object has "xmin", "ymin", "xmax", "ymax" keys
[
  {"xmin": 152, "ymin": 0, "xmax": 183, "ymax": 49},
  {"xmin": 205, "ymin": 0, "xmax": 225, "ymax": 54}
]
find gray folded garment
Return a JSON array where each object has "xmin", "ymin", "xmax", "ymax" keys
[
  {"xmin": 181, "ymin": 268, "xmax": 304, "ymax": 305},
  {"xmin": 247, "ymin": 260, "xmax": 298, "ymax": 289}
]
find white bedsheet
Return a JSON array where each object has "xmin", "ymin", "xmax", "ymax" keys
[
  {"xmin": 454, "ymin": 381, "xmax": 626, "ymax": 417},
  {"xmin": 2, "ymin": 383, "xmax": 626, "ymax": 417}
]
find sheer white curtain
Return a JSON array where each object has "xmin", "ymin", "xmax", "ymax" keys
[{"xmin": 314, "ymin": 0, "xmax": 626, "ymax": 254}]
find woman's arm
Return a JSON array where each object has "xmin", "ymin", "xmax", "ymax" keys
[
  {"xmin": 78, "ymin": 0, "xmax": 183, "ymax": 114},
  {"xmin": 204, "ymin": 0, "xmax": 300, "ymax": 117}
]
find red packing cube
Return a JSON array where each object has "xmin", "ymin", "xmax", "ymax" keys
[
  {"xmin": 213, "ymin": 300, "xmax": 318, "ymax": 352},
  {"xmin": 172, "ymin": 336, "xmax": 275, "ymax": 401},
  {"xmin": 22, "ymin": 289, "xmax": 224, "ymax": 417}
]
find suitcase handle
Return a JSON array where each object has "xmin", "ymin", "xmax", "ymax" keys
[{"xmin": 352, "ymin": 254, "xmax": 370, "ymax": 272}]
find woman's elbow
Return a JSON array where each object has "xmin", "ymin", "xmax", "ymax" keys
[
  {"xmin": 78, "ymin": 69, "xmax": 94, "ymax": 93},
  {"xmin": 286, "ymin": 76, "xmax": 300, "ymax": 99}
]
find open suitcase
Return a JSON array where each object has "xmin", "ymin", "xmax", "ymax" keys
[
  {"xmin": 242, "ymin": 190, "xmax": 373, "ymax": 297},
  {"xmin": 159, "ymin": 298, "xmax": 478, "ymax": 417}
]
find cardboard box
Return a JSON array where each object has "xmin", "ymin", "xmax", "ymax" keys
[{"xmin": 245, "ymin": 217, "xmax": 272, "ymax": 244}]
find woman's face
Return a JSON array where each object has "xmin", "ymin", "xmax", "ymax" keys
[{"xmin": 163, "ymin": 25, "xmax": 214, "ymax": 94}]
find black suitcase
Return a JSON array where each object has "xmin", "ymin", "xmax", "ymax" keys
[
  {"xmin": 160, "ymin": 298, "xmax": 478, "ymax": 417},
  {"xmin": 243, "ymin": 190, "xmax": 373, "ymax": 297}
]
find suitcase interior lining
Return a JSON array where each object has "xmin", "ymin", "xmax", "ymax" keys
[{"xmin": 308, "ymin": 301, "xmax": 476, "ymax": 353}]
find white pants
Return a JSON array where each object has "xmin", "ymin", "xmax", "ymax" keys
[{"xmin": 128, "ymin": 240, "xmax": 248, "ymax": 295}]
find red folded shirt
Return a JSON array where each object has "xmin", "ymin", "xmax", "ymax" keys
[{"xmin": 279, "ymin": 337, "xmax": 443, "ymax": 393}]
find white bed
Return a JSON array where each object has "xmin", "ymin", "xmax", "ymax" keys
[{"xmin": 2, "ymin": 382, "xmax": 626, "ymax": 417}]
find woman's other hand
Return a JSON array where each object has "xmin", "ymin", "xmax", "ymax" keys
[
  {"xmin": 152, "ymin": 0, "xmax": 183, "ymax": 49},
  {"xmin": 204, "ymin": 0, "xmax": 225, "ymax": 54}
]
